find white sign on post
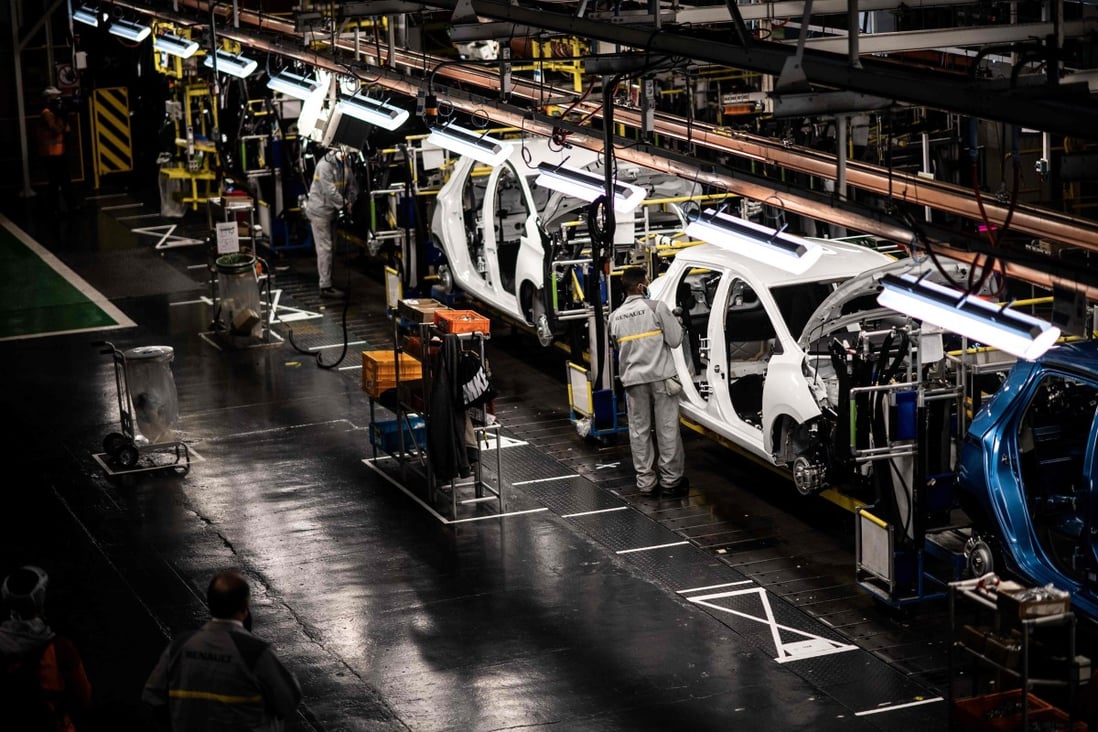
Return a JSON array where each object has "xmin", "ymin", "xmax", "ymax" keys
[{"xmin": 215, "ymin": 221, "xmax": 240, "ymax": 254}]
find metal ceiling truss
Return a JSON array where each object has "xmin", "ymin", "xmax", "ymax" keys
[{"xmin": 116, "ymin": 0, "xmax": 1098, "ymax": 297}]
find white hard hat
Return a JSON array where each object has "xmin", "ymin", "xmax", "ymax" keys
[{"xmin": 43, "ymin": 86, "xmax": 62, "ymax": 98}]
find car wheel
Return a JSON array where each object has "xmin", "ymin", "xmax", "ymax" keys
[
  {"xmin": 103, "ymin": 432, "xmax": 127, "ymax": 457},
  {"xmin": 437, "ymin": 264, "xmax": 453, "ymax": 294},
  {"xmin": 964, "ymin": 535, "xmax": 997, "ymax": 577},
  {"xmin": 792, "ymin": 455, "xmax": 827, "ymax": 496}
]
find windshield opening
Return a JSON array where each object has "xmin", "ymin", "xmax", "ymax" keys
[{"xmin": 769, "ymin": 281, "xmax": 840, "ymax": 339}]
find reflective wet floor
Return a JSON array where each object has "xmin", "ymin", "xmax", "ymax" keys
[{"xmin": 3, "ymin": 191, "xmax": 1076, "ymax": 730}]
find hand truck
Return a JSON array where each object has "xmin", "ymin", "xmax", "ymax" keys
[{"xmin": 96, "ymin": 341, "xmax": 190, "ymax": 473}]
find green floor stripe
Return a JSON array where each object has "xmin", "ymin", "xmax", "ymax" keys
[{"xmin": 0, "ymin": 214, "xmax": 134, "ymax": 341}]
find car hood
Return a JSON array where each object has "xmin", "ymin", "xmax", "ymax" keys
[{"xmin": 796, "ymin": 256, "xmax": 974, "ymax": 349}]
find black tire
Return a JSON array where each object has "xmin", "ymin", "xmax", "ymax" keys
[
  {"xmin": 116, "ymin": 444, "xmax": 140, "ymax": 469},
  {"xmin": 103, "ymin": 432, "xmax": 127, "ymax": 457}
]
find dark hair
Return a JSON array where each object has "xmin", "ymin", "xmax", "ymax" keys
[
  {"xmin": 207, "ymin": 570, "xmax": 250, "ymax": 619},
  {"xmin": 621, "ymin": 267, "xmax": 647, "ymax": 294}
]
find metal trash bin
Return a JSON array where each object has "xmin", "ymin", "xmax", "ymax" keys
[
  {"xmin": 215, "ymin": 253, "xmax": 261, "ymax": 337},
  {"xmin": 124, "ymin": 346, "xmax": 179, "ymax": 445}
]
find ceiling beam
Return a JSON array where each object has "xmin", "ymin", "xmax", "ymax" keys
[
  {"xmin": 674, "ymin": 0, "xmax": 982, "ymax": 25},
  {"xmin": 428, "ymin": 0, "xmax": 1098, "ymax": 140},
  {"xmin": 784, "ymin": 19, "xmax": 1096, "ymax": 55}
]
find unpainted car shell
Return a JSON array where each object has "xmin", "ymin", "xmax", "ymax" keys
[
  {"xmin": 430, "ymin": 139, "xmax": 601, "ymax": 326},
  {"xmin": 958, "ymin": 340, "xmax": 1098, "ymax": 620},
  {"xmin": 647, "ymin": 239, "xmax": 894, "ymax": 467},
  {"xmin": 430, "ymin": 138, "xmax": 693, "ymax": 333}
]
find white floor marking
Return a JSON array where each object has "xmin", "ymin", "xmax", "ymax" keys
[
  {"xmin": 513, "ymin": 474, "xmax": 579, "ymax": 486},
  {"xmin": 676, "ymin": 580, "xmax": 754, "ymax": 594},
  {"xmin": 478, "ymin": 434, "xmax": 527, "ymax": 449},
  {"xmin": 689, "ymin": 587, "xmax": 859, "ymax": 663},
  {"xmin": 0, "ymin": 214, "xmax": 136, "ymax": 334},
  {"xmin": 561, "ymin": 506, "xmax": 629, "ymax": 518},
  {"xmin": 854, "ymin": 697, "xmax": 944, "ymax": 716},
  {"xmin": 616, "ymin": 541, "xmax": 689, "ymax": 554},
  {"xmin": 133, "ymin": 223, "xmax": 204, "ymax": 249},
  {"xmin": 362, "ymin": 459, "xmax": 547, "ymax": 525},
  {"xmin": 448, "ymin": 508, "xmax": 548, "ymax": 524},
  {"xmin": 92, "ymin": 446, "xmax": 203, "ymax": 476},
  {"xmin": 312, "ymin": 340, "xmax": 367, "ymax": 350},
  {"xmin": 594, "ymin": 461, "xmax": 620, "ymax": 470}
]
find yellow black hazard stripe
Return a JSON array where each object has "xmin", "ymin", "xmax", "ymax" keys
[{"xmin": 90, "ymin": 87, "xmax": 134, "ymax": 186}]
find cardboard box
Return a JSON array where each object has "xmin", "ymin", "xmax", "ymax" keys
[
  {"xmin": 997, "ymin": 581, "xmax": 1071, "ymax": 620},
  {"xmin": 361, "ymin": 350, "xmax": 422, "ymax": 398},
  {"xmin": 398, "ymin": 298, "xmax": 450, "ymax": 324}
]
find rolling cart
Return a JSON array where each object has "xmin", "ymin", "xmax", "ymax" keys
[{"xmin": 96, "ymin": 342, "xmax": 190, "ymax": 474}]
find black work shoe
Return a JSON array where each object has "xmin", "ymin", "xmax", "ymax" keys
[
  {"xmin": 660, "ymin": 477, "xmax": 690, "ymax": 498},
  {"xmin": 319, "ymin": 286, "xmax": 345, "ymax": 299},
  {"xmin": 638, "ymin": 485, "xmax": 659, "ymax": 497}
]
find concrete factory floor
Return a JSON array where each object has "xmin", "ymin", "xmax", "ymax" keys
[{"xmin": 3, "ymin": 187, "xmax": 1072, "ymax": 731}]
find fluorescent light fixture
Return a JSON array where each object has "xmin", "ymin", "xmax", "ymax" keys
[
  {"xmin": 109, "ymin": 18, "xmax": 151, "ymax": 43},
  {"xmin": 684, "ymin": 208, "xmax": 823, "ymax": 274},
  {"xmin": 426, "ymin": 122, "xmax": 509, "ymax": 167},
  {"xmin": 203, "ymin": 49, "xmax": 258, "ymax": 79},
  {"xmin": 267, "ymin": 70, "xmax": 322, "ymax": 100},
  {"xmin": 154, "ymin": 33, "xmax": 199, "ymax": 59},
  {"xmin": 877, "ymin": 273, "xmax": 1061, "ymax": 360},
  {"xmin": 534, "ymin": 162, "xmax": 647, "ymax": 214},
  {"xmin": 72, "ymin": 6, "xmax": 102, "ymax": 27},
  {"xmin": 336, "ymin": 93, "xmax": 409, "ymax": 131}
]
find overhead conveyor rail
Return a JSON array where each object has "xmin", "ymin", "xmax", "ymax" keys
[{"xmin": 111, "ymin": 0, "xmax": 1098, "ymax": 273}]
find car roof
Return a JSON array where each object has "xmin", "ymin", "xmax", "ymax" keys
[
  {"xmin": 1037, "ymin": 339, "xmax": 1098, "ymax": 373},
  {"xmin": 671, "ymin": 240, "xmax": 894, "ymax": 286}
]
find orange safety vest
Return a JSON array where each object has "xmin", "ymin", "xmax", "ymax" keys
[{"xmin": 38, "ymin": 108, "xmax": 66, "ymax": 157}]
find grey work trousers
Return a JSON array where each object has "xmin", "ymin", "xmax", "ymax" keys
[
  {"xmin": 623, "ymin": 380, "xmax": 685, "ymax": 491},
  {"xmin": 308, "ymin": 211, "xmax": 336, "ymax": 289}
]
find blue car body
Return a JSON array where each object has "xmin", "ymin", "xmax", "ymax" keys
[{"xmin": 957, "ymin": 340, "xmax": 1098, "ymax": 621}]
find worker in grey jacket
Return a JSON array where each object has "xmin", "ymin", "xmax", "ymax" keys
[
  {"xmin": 143, "ymin": 570, "xmax": 301, "ymax": 732},
  {"xmin": 608, "ymin": 267, "xmax": 688, "ymax": 498},
  {"xmin": 305, "ymin": 146, "xmax": 358, "ymax": 298}
]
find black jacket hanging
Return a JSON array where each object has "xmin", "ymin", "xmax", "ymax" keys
[{"xmin": 427, "ymin": 334, "xmax": 470, "ymax": 482}]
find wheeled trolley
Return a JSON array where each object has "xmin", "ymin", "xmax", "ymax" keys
[{"xmin": 97, "ymin": 341, "xmax": 190, "ymax": 473}]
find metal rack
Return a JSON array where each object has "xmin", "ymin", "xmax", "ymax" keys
[
  {"xmin": 367, "ymin": 314, "xmax": 505, "ymax": 522},
  {"xmin": 947, "ymin": 578, "xmax": 1082, "ymax": 730}
]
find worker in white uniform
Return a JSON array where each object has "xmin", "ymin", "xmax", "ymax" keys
[
  {"xmin": 608, "ymin": 267, "xmax": 689, "ymax": 498},
  {"xmin": 305, "ymin": 147, "xmax": 358, "ymax": 298}
]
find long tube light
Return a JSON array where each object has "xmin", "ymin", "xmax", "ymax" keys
[
  {"xmin": 154, "ymin": 32, "xmax": 199, "ymax": 59},
  {"xmin": 426, "ymin": 122, "xmax": 509, "ymax": 167},
  {"xmin": 203, "ymin": 49, "xmax": 258, "ymax": 79},
  {"xmin": 267, "ymin": 70, "xmax": 322, "ymax": 100},
  {"xmin": 72, "ymin": 6, "xmax": 102, "ymax": 27},
  {"xmin": 877, "ymin": 273, "xmax": 1061, "ymax": 360},
  {"xmin": 109, "ymin": 18, "xmax": 152, "ymax": 43},
  {"xmin": 336, "ymin": 93, "xmax": 409, "ymax": 131},
  {"xmin": 684, "ymin": 208, "xmax": 823, "ymax": 274},
  {"xmin": 534, "ymin": 162, "xmax": 647, "ymax": 214}
]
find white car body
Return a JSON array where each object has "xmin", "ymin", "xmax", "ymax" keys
[
  {"xmin": 430, "ymin": 138, "xmax": 692, "ymax": 335},
  {"xmin": 647, "ymin": 237, "xmax": 896, "ymax": 475}
]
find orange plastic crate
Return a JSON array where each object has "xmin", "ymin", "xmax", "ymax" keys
[
  {"xmin": 433, "ymin": 309, "xmax": 490, "ymax": 335},
  {"xmin": 952, "ymin": 690, "xmax": 1053, "ymax": 731},
  {"xmin": 361, "ymin": 350, "xmax": 422, "ymax": 398}
]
